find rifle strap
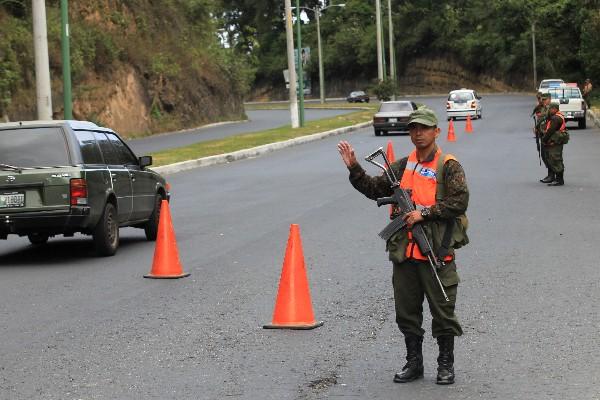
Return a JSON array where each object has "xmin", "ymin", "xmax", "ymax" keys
[{"xmin": 435, "ymin": 153, "xmax": 455, "ymax": 260}]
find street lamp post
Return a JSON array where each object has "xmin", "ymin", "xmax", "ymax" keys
[
  {"xmin": 295, "ymin": 4, "xmax": 345, "ymax": 105},
  {"xmin": 295, "ymin": 0, "xmax": 305, "ymax": 127},
  {"xmin": 61, "ymin": 0, "xmax": 73, "ymax": 119}
]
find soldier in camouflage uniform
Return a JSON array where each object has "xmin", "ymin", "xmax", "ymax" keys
[
  {"xmin": 536, "ymin": 93, "xmax": 554, "ymax": 183},
  {"xmin": 338, "ymin": 107, "xmax": 469, "ymax": 385},
  {"xmin": 542, "ymin": 103, "xmax": 568, "ymax": 186}
]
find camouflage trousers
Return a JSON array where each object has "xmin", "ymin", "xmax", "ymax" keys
[
  {"xmin": 392, "ymin": 259, "xmax": 463, "ymax": 338},
  {"xmin": 545, "ymin": 145, "xmax": 564, "ymax": 174},
  {"xmin": 540, "ymin": 146, "xmax": 550, "ymax": 169}
]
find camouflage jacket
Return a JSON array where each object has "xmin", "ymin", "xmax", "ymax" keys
[
  {"xmin": 347, "ymin": 147, "xmax": 469, "ymax": 220},
  {"xmin": 535, "ymin": 105, "xmax": 549, "ymax": 135},
  {"xmin": 543, "ymin": 114, "xmax": 564, "ymax": 144}
]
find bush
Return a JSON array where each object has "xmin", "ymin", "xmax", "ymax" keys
[{"xmin": 370, "ymin": 79, "xmax": 397, "ymax": 101}]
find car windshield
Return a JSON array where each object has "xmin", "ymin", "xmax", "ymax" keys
[
  {"xmin": 549, "ymin": 88, "xmax": 581, "ymax": 99},
  {"xmin": 448, "ymin": 92, "xmax": 473, "ymax": 102},
  {"xmin": 540, "ymin": 80, "xmax": 563, "ymax": 88},
  {"xmin": 0, "ymin": 127, "xmax": 70, "ymax": 167},
  {"xmin": 351, "ymin": 91, "xmax": 365, "ymax": 96},
  {"xmin": 379, "ymin": 102, "xmax": 413, "ymax": 112}
]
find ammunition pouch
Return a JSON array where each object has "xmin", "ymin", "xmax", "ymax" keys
[
  {"xmin": 554, "ymin": 129, "xmax": 570, "ymax": 145},
  {"xmin": 386, "ymin": 215, "xmax": 469, "ymax": 264}
]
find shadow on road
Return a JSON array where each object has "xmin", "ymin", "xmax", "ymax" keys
[{"xmin": 0, "ymin": 236, "xmax": 149, "ymax": 266}]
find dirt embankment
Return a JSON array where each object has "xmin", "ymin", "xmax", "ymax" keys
[
  {"xmin": 2, "ymin": 1, "xmax": 246, "ymax": 137},
  {"xmin": 249, "ymin": 55, "xmax": 521, "ymax": 101}
]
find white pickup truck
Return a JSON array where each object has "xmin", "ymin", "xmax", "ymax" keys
[{"xmin": 548, "ymin": 83, "xmax": 587, "ymax": 129}]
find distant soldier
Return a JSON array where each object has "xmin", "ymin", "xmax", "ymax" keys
[
  {"xmin": 536, "ymin": 93, "xmax": 554, "ymax": 183},
  {"xmin": 542, "ymin": 103, "xmax": 569, "ymax": 186},
  {"xmin": 582, "ymin": 78, "xmax": 593, "ymax": 107}
]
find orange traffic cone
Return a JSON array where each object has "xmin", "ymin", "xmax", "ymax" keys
[
  {"xmin": 386, "ymin": 140, "xmax": 396, "ymax": 163},
  {"xmin": 263, "ymin": 224, "xmax": 323, "ymax": 330},
  {"xmin": 386, "ymin": 141, "xmax": 396, "ymax": 216},
  {"xmin": 447, "ymin": 119, "xmax": 456, "ymax": 142},
  {"xmin": 144, "ymin": 200, "xmax": 190, "ymax": 279},
  {"xmin": 465, "ymin": 114, "xmax": 473, "ymax": 133}
]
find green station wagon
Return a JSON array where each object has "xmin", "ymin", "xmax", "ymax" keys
[{"xmin": 0, "ymin": 120, "xmax": 170, "ymax": 256}]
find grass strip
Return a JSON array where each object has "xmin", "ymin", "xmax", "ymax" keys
[
  {"xmin": 244, "ymin": 101, "xmax": 377, "ymax": 111},
  {"xmin": 150, "ymin": 109, "xmax": 374, "ymax": 166}
]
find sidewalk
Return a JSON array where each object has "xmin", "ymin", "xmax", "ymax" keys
[{"xmin": 588, "ymin": 108, "xmax": 600, "ymax": 128}]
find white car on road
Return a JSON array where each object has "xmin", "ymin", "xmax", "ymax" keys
[
  {"xmin": 446, "ymin": 89, "xmax": 482, "ymax": 121},
  {"xmin": 548, "ymin": 83, "xmax": 587, "ymax": 129}
]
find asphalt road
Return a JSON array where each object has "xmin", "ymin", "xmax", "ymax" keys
[
  {"xmin": 127, "ymin": 108, "xmax": 356, "ymax": 155},
  {"xmin": 0, "ymin": 94, "xmax": 598, "ymax": 399}
]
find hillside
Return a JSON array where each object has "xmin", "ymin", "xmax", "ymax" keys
[{"xmin": 0, "ymin": 1, "xmax": 249, "ymax": 136}]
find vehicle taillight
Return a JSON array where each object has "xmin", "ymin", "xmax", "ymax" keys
[
  {"xmin": 373, "ymin": 117, "xmax": 386, "ymax": 123},
  {"xmin": 70, "ymin": 178, "xmax": 88, "ymax": 206},
  {"xmin": 446, "ymin": 102, "xmax": 451, "ymax": 109}
]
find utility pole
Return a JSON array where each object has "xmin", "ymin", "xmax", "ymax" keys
[
  {"xmin": 531, "ymin": 21, "xmax": 537, "ymax": 91},
  {"xmin": 316, "ymin": 9, "xmax": 325, "ymax": 104},
  {"xmin": 32, "ymin": 0, "xmax": 53, "ymax": 120},
  {"xmin": 375, "ymin": 0, "xmax": 383, "ymax": 81},
  {"xmin": 61, "ymin": 0, "xmax": 73, "ymax": 119},
  {"xmin": 388, "ymin": 0, "xmax": 395, "ymax": 99},
  {"xmin": 284, "ymin": 0, "xmax": 299, "ymax": 128},
  {"xmin": 295, "ymin": 0, "xmax": 305, "ymax": 127}
]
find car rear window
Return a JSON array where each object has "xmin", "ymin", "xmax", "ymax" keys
[
  {"xmin": 448, "ymin": 92, "xmax": 473, "ymax": 102},
  {"xmin": 379, "ymin": 102, "xmax": 414, "ymax": 112},
  {"xmin": 549, "ymin": 88, "xmax": 581, "ymax": 99},
  {"xmin": 0, "ymin": 127, "xmax": 70, "ymax": 167},
  {"xmin": 541, "ymin": 80, "xmax": 563, "ymax": 88}
]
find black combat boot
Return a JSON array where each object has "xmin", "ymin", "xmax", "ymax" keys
[
  {"xmin": 394, "ymin": 335, "xmax": 424, "ymax": 383},
  {"xmin": 540, "ymin": 169, "xmax": 555, "ymax": 183},
  {"xmin": 436, "ymin": 335, "xmax": 455, "ymax": 385},
  {"xmin": 548, "ymin": 172, "xmax": 564, "ymax": 186}
]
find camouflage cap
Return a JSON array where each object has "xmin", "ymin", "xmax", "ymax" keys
[
  {"xmin": 540, "ymin": 92, "xmax": 551, "ymax": 99},
  {"xmin": 408, "ymin": 107, "xmax": 438, "ymax": 127},
  {"xmin": 549, "ymin": 102, "xmax": 560, "ymax": 110}
]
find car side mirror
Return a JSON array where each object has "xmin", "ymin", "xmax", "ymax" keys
[
  {"xmin": 476, "ymin": 95, "xmax": 482, "ymax": 100},
  {"xmin": 139, "ymin": 155, "xmax": 152, "ymax": 169}
]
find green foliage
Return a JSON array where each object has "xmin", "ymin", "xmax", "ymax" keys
[
  {"xmin": 219, "ymin": 0, "xmax": 598, "ymax": 90},
  {"xmin": 370, "ymin": 79, "xmax": 396, "ymax": 101}
]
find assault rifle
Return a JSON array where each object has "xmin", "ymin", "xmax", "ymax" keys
[
  {"xmin": 365, "ymin": 147, "xmax": 450, "ymax": 302},
  {"xmin": 533, "ymin": 115, "xmax": 542, "ymax": 166}
]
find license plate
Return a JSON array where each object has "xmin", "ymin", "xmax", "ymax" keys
[
  {"xmin": 388, "ymin": 118, "xmax": 397, "ymax": 122},
  {"xmin": 0, "ymin": 192, "xmax": 25, "ymax": 208}
]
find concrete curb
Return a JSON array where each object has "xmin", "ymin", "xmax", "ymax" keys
[
  {"xmin": 587, "ymin": 109, "xmax": 600, "ymax": 128},
  {"xmin": 152, "ymin": 121, "xmax": 373, "ymax": 175}
]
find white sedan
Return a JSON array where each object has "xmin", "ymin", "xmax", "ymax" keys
[{"xmin": 446, "ymin": 89, "xmax": 482, "ymax": 121}]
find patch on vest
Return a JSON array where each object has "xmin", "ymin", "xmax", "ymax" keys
[{"xmin": 419, "ymin": 167, "xmax": 436, "ymax": 179}]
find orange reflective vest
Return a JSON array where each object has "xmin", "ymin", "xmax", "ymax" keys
[
  {"xmin": 399, "ymin": 148, "xmax": 456, "ymax": 261},
  {"xmin": 545, "ymin": 111, "xmax": 566, "ymax": 132}
]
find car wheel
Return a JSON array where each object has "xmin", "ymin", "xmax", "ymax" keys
[
  {"xmin": 374, "ymin": 130, "xmax": 381, "ymax": 136},
  {"xmin": 93, "ymin": 202, "xmax": 119, "ymax": 257},
  {"xmin": 579, "ymin": 118, "xmax": 586, "ymax": 129},
  {"xmin": 144, "ymin": 194, "xmax": 164, "ymax": 241},
  {"xmin": 28, "ymin": 233, "xmax": 49, "ymax": 245},
  {"xmin": 478, "ymin": 110, "xmax": 483, "ymax": 119}
]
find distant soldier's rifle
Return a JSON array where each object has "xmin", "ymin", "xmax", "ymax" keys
[
  {"xmin": 533, "ymin": 115, "xmax": 542, "ymax": 166},
  {"xmin": 365, "ymin": 147, "xmax": 449, "ymax": 302}
]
